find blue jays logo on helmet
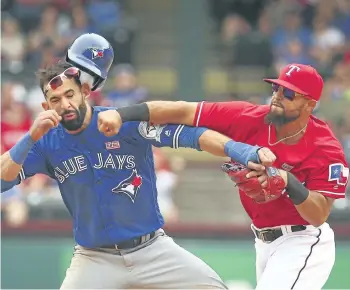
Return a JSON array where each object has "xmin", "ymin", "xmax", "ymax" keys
[
  {"xmin": 111, "ymin": 170, "xmax": 143, "ymax": 203},
  {"xmin": 90, "ymin": 48, "xmax": 104, "ymax": 59},
  {"xmin": 66, "ymin": 33, "xmax": 114, "ymax": 91}
]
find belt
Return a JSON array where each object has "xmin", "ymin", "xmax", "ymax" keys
[
  {"xmin": 253, "ymin": 225, "xmax": 307, "ymax": 243},
  {"xmin": 100, "ymin": 231, "xmax": 156, "ymax": 250}
]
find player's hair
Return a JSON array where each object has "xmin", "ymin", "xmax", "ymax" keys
[{"xmin": 36, "ymin": 60, "xmax": 81, "ymax": 96}]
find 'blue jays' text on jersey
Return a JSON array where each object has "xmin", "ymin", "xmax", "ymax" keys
[{"xmin": 1, "ymin": 107, "xmax": 207, "ymax": 247}]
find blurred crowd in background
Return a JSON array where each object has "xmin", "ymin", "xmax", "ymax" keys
[
  {"xmin": 1, "ymin": 0, "xmax": 350, "ymax": 227},
  {"xmin": 212, "ymin": 0, "xmax": 350, "ymax": 161}
]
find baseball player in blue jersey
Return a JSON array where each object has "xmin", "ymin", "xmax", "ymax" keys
[{"xmin": 1, "ymin": 34, "xmax": 276, "ymax": 289}]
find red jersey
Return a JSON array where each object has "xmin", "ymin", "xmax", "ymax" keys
[{"xmin": 194, "ymin": 101, "xmax": 349, "ymax": 227}]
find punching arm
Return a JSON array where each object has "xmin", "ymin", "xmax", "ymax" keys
[{"xmin": 116, "ymin": 101, "xmax": 197, "ymax": 126}]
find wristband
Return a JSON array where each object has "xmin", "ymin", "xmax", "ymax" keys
[
  {"xmin": 224, "ymin": 140, "xmax": 261, "ymax": 166},
  {"xmin": 286, "ymin": 172, "xmax": 310, "ymax": 205},
  {"xmin": 178, "ymin": 127, "xmax": 207, "ymax": 151},
  {"xmin": 9, "ymin": 133, "xmax": 36, "ymax": 165},
  {"xmin": 116, "ymin": 103, "xmax": 150, "ymax": 122}
]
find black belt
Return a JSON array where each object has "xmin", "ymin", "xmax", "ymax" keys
[
  {"xmin": 254, "ymin": 225, "xmax": 307, "ymax": 243},
  {"xmin": 100, "ymin": 231, "xmax": 156, "ymax": 250}
]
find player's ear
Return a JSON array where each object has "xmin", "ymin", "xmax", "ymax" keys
[
  {"xmin": 41, "ymin": 102, "xmax": 49, "ymax": 111},
  {"xmin": 81, "ymin": 83, "xmax": 91, "ymax": 99},
  {"xmin": 305, "ymin": 99, "xmax": 316, "ymax": 113}
]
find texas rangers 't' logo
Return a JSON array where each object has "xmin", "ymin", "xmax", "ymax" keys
[
  {"xmin": 90, "ymin": 48, "xmax": 104, "ymax": 60},
  {"xmin": 329, "ymin": 163, "xmax": 349, "ymax": 186},
  {"xmin": 112, "ymin": 169, "xmax": 143, "ymax": 202}
]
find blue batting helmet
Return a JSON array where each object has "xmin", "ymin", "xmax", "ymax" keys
[{"xmin": 66, "ymin": 33, "xmax": 114, "ymax": 91}]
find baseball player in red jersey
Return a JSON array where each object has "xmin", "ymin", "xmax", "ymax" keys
[{"xmin": 100, "ymin": 63, "xmax": 349, "ymax": 289}]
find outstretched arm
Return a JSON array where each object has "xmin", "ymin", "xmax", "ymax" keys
[
  {"xmin": 98, "ymin": 100, "xmax": 250, "ymax": 139},
  {"xmin": 104, "ymin": 101, "xmax": 197, "ymax": 126},
  {"xmin": 135, "ymin": 122, "xmax": 275, "ymax": 169},
  {"xmin": 198, "ymin": 129, "xmax": 273, "ymax": 170},
  {"xmin": 146, "ymin": 101, "xmax": 197, "ymax": 125}
]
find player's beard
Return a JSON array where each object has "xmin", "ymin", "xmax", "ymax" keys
[
  {"xmin": 60, "ymin": 102, "xmax": 88, "ymax": 131},
  {"xmin": 265, "ymin": 106, "xmax": 299, "ymax": 126}
]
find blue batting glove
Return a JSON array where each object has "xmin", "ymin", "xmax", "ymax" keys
[{"xmin": 224, "ymin": 140, "xmax": 261, "ymax": 166}]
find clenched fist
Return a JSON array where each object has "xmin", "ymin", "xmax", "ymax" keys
[
  {"xmin": 98, "ymin": 110, "xmax": 122, "ymax": 137},
  {"xmin": 29, "ymin": 110, "xmax": 62, "ymax": 141}
]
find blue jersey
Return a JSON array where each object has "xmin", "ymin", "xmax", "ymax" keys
[{"xmin": 2, "ymin": 106, "xmax": 207, "ymax": 248}]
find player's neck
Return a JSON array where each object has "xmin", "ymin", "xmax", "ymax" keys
[
  {"xmin": 66, "ymin": 104, "xmax": 92, "ymax": 134},
  {"xmin": 275, "ymin": 116, "xmax": 309, "ymax": 144}
]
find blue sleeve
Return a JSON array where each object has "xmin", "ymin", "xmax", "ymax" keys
[
  {"xmin": 135, "ymin": 122, "xmax": 207, "ymax": 150},
  {"xmin": 1, "ymin": 143, "xmax": 53, "ymax": 193}
]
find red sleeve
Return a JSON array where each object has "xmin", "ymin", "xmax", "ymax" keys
[
  {"xmin": 305, "ymin": 152, "xmax": 349, "ymax": 199},
  {"xmin": 193, "ymin": 101, "xmax": 265, "ymax": 141}
]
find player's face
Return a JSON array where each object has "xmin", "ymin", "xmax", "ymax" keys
[
  {"xmin": 43, "ymin": 78, "xmax": 89, "ymax": 131},
  {"xmin": 266, "ymin": 85, "xmax": 315, "ymax": 126}
]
